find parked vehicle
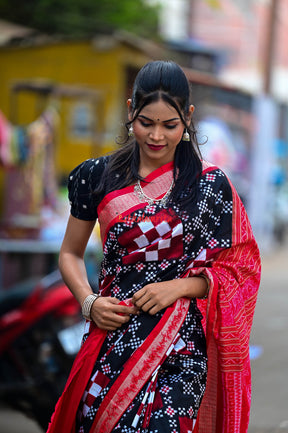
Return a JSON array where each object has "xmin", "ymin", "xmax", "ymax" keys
[{"xmin": 0, "ymin": 270, "xmax": 85, "ymax": 431}]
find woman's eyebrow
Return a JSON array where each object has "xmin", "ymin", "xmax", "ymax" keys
[{"xmin": 138, "ymin": 114, "xmax": 180, "ymax": 122}]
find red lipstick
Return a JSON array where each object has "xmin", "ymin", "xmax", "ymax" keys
[{"xmin": 147, "ymin": 144, "xmax": 166, "ymax": 151}]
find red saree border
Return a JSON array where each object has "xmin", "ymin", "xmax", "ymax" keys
[
  {"xmin": 90, "ymin": 297, "xmax": 191, "ymax": 433},
  {"xmin": 194, "ymin": 273, "xmax": 220, "ymax": 433},
  {"xmin": 99, "ymin": 202, "xmax": 145, "ymax": 247},
  {"xmin": 47, "ymin": 328, "xmax": 107, "ymax": 433},
  {"xmin": 97, "ymin": 160, "xmax": 174, "ymax": 216},
  {"xmin": 97, "ymin": 162, "xmax": 174, "ymax": 244}
]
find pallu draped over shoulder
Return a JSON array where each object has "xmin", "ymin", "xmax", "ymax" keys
[{"xmin": 47, "ymin": 158, "xmax": 261, "ymax": 433}]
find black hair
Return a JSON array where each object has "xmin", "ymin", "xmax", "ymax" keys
[{"xmin": 96, "ymin": 60, "xmax": 202, "ymax": 210}]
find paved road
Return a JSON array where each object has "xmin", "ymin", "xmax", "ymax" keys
[
  {"xmin": 0, "ymin": 407, "xmax": 43, "ymax": 433},
  {"xmin": 248, "ymin": 242, "xmax": 288, "ymax": 433},
  {"xmin": 0, "ymin": 243, "xmax": 287, "ymax": 433}
]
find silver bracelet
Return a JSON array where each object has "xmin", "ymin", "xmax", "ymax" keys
[{"xmin": 82, "ymin": 293, "xmax": 101, "ymax": 321}]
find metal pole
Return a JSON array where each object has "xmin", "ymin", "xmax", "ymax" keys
[{"xmin": 263, "ymin": 0, "xmax": 278, "ymax": 94}]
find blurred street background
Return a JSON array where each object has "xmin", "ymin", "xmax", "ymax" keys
[{"xmin": 0, "ymin": 0, "xmax": 287, "ymax": 432}]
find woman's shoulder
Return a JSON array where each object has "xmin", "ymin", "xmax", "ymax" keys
[
  {"xmin": 69, "ymin": 156, "xmax": 110, "ymax": 183},
  {"xmin": 201, "ymin": 160, "xmax": 231, "ymax": 182},
  {"xmin": 200, "ymin": 159, "xmax": 233, "ymax": 196},
  {"xmin": 67, "ymin": 155, "xmax": 110, "ymax": 221}
]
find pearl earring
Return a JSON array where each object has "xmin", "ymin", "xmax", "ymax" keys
[
  {"xmin": 182, "ymin": 129, "xmax": 190, "ymax": 142},
  {"xmin": 128, "ymin": 126, "xmax": 134, "ymax": 137}
]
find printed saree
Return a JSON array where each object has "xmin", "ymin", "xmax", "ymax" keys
[{"xmin": 47, "ymin": 159, "xmax": 261, "ymax": 433}]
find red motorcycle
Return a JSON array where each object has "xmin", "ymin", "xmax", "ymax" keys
[{"xmin": 0, "ymin": 270, "xmax": 85, "ymax": 431}]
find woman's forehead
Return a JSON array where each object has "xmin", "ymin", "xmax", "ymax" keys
[{"xmin": 138, "ymin": 100, "xmax": 180, "ymax": 120}]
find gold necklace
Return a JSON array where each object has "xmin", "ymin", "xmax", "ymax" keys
[{"xmin": 134, "ymin": 179, "xmax": 174, "ymax": 206}]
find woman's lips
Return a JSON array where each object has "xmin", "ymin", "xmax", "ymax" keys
[{"xmin": 147, "ymin": 143, "xmax": 166, "ymax": 151}]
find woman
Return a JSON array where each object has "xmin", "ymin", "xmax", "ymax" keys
[{"xmin": 47, "ymin": 61, "xmax": 261, "ymax": 433}]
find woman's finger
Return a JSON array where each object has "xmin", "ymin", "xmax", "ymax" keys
[{"xmin": 140, "ymin": 298, "xmax": 158, "ymax": 314}]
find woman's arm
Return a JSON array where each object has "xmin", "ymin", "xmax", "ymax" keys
[
  {"xmin": 59, "ymin": 215, "xmax": 96, "ymax": 306},
  {"xmin": 132, "ymin": 276, "xmax": 209, "ymax": 315},
  {"xmin": 59, "ymin": 215, "xmax": 138, "ymax": 330}
]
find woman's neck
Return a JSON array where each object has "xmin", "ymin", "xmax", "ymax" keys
[{"xmin": 138, "ymin": 159, "xmax": 173, "ymax": 179}]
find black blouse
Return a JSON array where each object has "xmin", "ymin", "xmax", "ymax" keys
[{"xmin": 68, "ymin": 156, "xmax": 108, "ymax": 221}]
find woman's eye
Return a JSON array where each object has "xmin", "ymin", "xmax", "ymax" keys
[
  {"xmin": 139, "ymin": 120, "xmax": 152, "ymax": 127},
  {"xmin": 138, "ymin": 120, "xmax": 177, "ymax": 129}
]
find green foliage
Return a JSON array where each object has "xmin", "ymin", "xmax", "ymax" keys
[{"xmin": 0, "ymin": 0, "xmax": 160, "ymax": 38}]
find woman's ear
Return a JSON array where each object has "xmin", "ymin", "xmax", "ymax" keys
[
  {"xmin": 186, "ymin": 105, "xmax": 195, "ymax": 123},
  {"xmin": 127, "ymin": 99, "xmax": 133, "ymax": 121},
  {"xmin": 189, "ymin": 105, "xmax": 195, "ymax": 114}
]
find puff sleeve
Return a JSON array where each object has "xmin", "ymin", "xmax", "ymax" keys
[{"xmin": 68, "ymin": 157, "xmax": 108, "ymax": 221}]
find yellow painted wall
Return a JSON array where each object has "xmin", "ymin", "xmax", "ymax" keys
[
  {"xmin": 0, "ymin": 38, "xmax": 151, "ymax": 216},
  {"xmin": 0, "ymin": 38, "xmax": 149, "ymax": 176}
]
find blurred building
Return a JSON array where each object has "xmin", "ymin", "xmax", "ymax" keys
[
  {"xmin": 157, "ymin": 0, "xmax": 288, "ymax": 249},
  {"xmin": 0, "ymin": 21, "xmax": 164, "ymax": 287},
  {"xmin": 189, "ymin": 0, "xmax": 288, "ymax": 101},
  {"xmin": 0, "ymin": 23, "xmax": 163, "ymax": 178},
  {"xmin": 158, "ymin": 0, "xmax": 288, "ymax": 99}
]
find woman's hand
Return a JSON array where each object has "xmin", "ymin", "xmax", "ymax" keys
[
  {"xmin": 132, "ymin": 276, "xmax": 208, "ymax": 315},
  {"xmin": 132, "ymin": 280, "xmax": 184, "ymax": 315},
  {"xmin": 90, "ymin": 296, "xmax": 139, "ymax": 331}
]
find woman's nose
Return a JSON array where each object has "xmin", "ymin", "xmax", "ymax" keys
[{"xmin": 149, "ymin": 126, "xmax": 164, "ymax": 141}]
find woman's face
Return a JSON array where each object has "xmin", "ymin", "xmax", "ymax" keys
[{"xmin": 129, "ymin": 99, "xmax": 192, "ymax": 170}]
